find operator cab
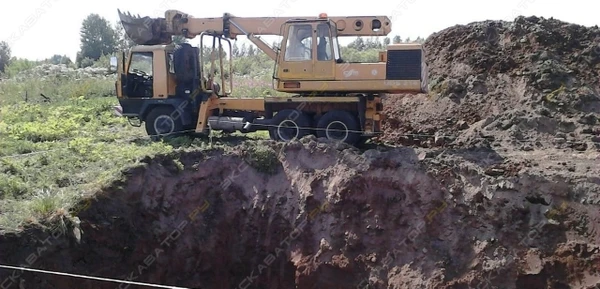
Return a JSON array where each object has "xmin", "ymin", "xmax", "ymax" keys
[
  {"xmin": 277, "ymin": 19, "xmax": 341, "ymax": 81},
  {"xmin": 116, "ymin": 45, "xmax": 179, "ymax": 99},
  {"xmin": 124, "ymin": 52, "xmax": 154, "ymax": 97},
  {"xmin": 116, "ymin": 44, "xmax": 219, "ymax": 100}
]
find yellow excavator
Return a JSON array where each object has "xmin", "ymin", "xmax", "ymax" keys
[{"xmin": 111, "ymin": 9, "xmax": 427, "ymax": 145}]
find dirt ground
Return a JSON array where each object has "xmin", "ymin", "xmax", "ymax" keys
[{"xmin": 1, "ymin": 15, "xmax": 600, "ymax": 289}]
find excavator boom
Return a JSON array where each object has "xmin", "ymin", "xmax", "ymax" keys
[{"xmin": 118, "ymin": 9, "xmax": 391, "ymax": 45}]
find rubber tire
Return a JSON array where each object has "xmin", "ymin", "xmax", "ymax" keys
[
  {"xmin": 145, "ymin": 106, "xmax": 185, "ymax": 140},
  {"xmin": 269, "ymin": 109, "xmax": 312, "ymax": 142},
  {"xmin": 316, "ymin": 110, "xmax": 361, "ymax": 145}
]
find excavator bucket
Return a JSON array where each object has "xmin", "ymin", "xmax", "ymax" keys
[{"xmin": 118, "ymin": 9, "xmax": 170, "ymax": 45}]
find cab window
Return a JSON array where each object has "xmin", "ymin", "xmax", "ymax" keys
[
  {"xmin": 167, "ymin": 53, "xmax": 175, "ymax": 74},
  {"xmin": 285, "ymin": 24, "xmax": 312, "ymax": 61},
  {"xmin": 128, "ymin": 52, "xmax": 153, "ymax": 76},
  {"xmin": 316, "ymin": 23, "xmax": 332, "ymax": 61}
]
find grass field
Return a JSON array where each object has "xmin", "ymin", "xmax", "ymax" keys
[{"xmin": 0, "ymin": 71, "xmax": 277, "ymax": 232}]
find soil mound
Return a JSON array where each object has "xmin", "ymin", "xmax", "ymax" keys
[{"xmin": 380, "ymin": 16, "xmax": 600, "ymax": 151}]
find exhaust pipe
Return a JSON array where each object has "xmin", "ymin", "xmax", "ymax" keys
[
  {"xmin": 208, "ymin": 116, "xmax": 273, "ymax": 133},
  {"xmin": 208, "ymin": 116, "xmax": 248, "ymax": 131}
]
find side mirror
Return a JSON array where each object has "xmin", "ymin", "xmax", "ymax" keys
[{"xmin": 109, "ymin": 56, "xmax": 118, "ymax": 73}]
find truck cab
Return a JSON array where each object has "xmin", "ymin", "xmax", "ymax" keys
[{"xmin": 112, "ymin": 43, "xmax": 212, "ymax": 137}]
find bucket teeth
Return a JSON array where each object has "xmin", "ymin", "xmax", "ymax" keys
[{"xmin": 117, "ymin": 9, "xmax": 159, "ymax": 45}]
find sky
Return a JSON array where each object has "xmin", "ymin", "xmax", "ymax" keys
[{"xmin": 1, "ymin": 0, "xmax": 598, "ymax": 61}]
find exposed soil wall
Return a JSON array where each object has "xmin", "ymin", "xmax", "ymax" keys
[{"xmin": 1, "ymin": 137, "xmax": 599, "ymax": 289}]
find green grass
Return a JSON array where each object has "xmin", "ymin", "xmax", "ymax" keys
[
  {"xmin": 0, "ymin": 72, "xmax": 277, "ymax": 232},
  {"xmin": 0, "ymin": 75, "xmax": 177, "ymax": 231}
]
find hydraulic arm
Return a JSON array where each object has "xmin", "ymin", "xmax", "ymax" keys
[{"xmin": 118, "ymin": 9, "xmax": 391, "ymax": 46}]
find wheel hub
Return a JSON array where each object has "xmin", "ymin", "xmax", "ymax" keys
[
  {"xmin": 277, "ymin": 119, "xmax": 300, "ymax": 141},
  {"xmin": 154, "ymin": 115, "xmax": 175, "ymax": 135},
  {"xmin": 325, "ymin": 121, "xmax": 349, "ymax": 142}
]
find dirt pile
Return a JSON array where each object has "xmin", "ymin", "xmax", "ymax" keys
[
  {"xmin": 0, "ymin": 137, "xmax": 599, "ymax": 289},
  {"xmin": 380, "ymin": 16, "xmax": 600, "ymax": 151}
]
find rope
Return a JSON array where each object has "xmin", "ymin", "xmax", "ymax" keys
[{"xmin": 0, "ymin": 264, "xmax": 190, "ymax": 289}]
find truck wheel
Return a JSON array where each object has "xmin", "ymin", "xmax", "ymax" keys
[
  {"xmin": 269, "ymin": 109, "xmax": 312, "ymax": 142},
  {"xmin": 316, "ymin": 110, "xmax": 361, "ymax": 145},
  {"xmin": 145, "ymin": 106, "xmax": 185, "ymax": 140}
]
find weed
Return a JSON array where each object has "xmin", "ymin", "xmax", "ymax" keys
[
  {"xmin": 173, "ymin": 159, "xmax": 185, "ymax": 171},
  {"xmin": 242, "ymin": 143, "xmax": 280, "ymax": 175},
  {"xmin": 0, "ymin": 75, "xmax": 178, "ymax": 231},
  {"xmin": 544, "ymin": 84, "xmax": 566, "ymax": 103}
]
